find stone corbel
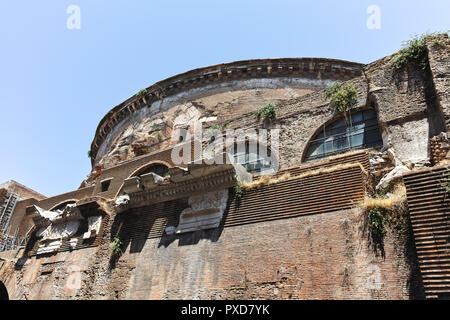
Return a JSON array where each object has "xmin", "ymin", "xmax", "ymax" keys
[
  {"xmin": 122, "ymin": 176, "xmax": 144, "ymax": 194},
  {"xmin": 168, "ymin": 166, "xmax": 189, "ymax": 183},
  {"xmin": 140, "ymin": 172, "xmax": 164, "ymax": 189}
]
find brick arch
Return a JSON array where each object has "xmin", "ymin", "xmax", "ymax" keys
[
  {"xmin": 0, "ymin": 281, "xmax": 8, "ymax": 300},
  {"xmin": 113, "ymin": 161, "xmax": 172, "ymax": 198},
  {"xmin": 127, "ymin": 160, "xmax": 172, "ymax": 178},
  {"xmin": 49, "ymin": 199, "xmax": 77, "ymax": 211}
]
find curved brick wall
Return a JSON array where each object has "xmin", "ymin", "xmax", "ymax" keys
[{"xmin": 90, "ymin": 58, "xmax": 363, "ymax": 168}]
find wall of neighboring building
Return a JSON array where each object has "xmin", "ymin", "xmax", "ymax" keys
[
  {"xmin": 0, "ymin": 181, "xmax": 46, "ymax": 244},
  {"xmin": 0, "ymin": 181, "xmax": 46, "ymax": 201}
]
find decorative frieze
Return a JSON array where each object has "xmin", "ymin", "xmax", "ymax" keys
[{"xmin": 28, "ymin": 203, "xmax": 105, "ymax": 256}]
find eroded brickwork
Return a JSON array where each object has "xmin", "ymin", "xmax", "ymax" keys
[{"xmin": 104, "ymin": 208, "xmax": 423, "ymax": 300}]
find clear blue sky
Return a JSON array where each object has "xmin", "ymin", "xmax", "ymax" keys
[{"xmin": 0, "ymin": 0, "xmax": 448, "ymax": 197}]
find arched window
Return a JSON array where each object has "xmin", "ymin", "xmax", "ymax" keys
[
  {"xmin": 231, "ymin": 141, "xmax": 274, "ymax": 174},
  {"xmin": 304, "ymin": 109, "xmax": 382, "ymax": 162},
  {"xmin": 134, "ymin": 164, "xmax": 169, "ymax": 177},
  {"xmin": 51, "ymin": 201, "xmax": 76, "ymax": 213}
]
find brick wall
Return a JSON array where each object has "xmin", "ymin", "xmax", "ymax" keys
[{"xmin": 116, "ymin": 207, "xmax": 423, "ymax": 300}]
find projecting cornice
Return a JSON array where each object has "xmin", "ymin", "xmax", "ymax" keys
[{"xmin": 118, "ymin": 160, "xmax": 251, "ymax": 211}]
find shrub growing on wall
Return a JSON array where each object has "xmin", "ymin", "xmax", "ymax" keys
[
  {"xmin": 368, "ymin": 205, "xmax": 386, "ymax": 253},
  {"xmin": 255, "ymin": 103, "xmax": 276, "ymax": 121},
  {"xmin": 392, "ymin": 34, "xmax": 429, "ymax": 70},
  {"xmin": 111, "ymin": 236, "xmax": 123, "ymax": 257},
  {"xmin": 234, "ymin": 181, "xmax": 244, "ymax": 198},
  {"xmin": 326, "ymin": 83, "xmax": 358, "ymax": 114},
  {"xmin": 391, "ymin": 32, "xmax": 449, "ymax": 71},
  {"xmin": 135, "ymin": 88, "xmax": 147, "ymax": 98}
]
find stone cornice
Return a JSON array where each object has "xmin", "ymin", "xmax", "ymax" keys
[
  {"xmin": 123, "ymin": 165, "xmax": 238, "ymax": 211},
  {"xmin": 90, "ymin": 58, "xmax": 364, "ymax": 166}
]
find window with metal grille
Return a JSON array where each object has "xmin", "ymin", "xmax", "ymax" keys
[
  {"xmin": 304, "ymin": 109, "xmax": 383, "ymax": 162},
  {"xmin": 231, "ymin": 141, "xmax": 274, "ymax": 174}
]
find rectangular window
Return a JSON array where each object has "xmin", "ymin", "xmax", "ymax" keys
[{"xmin": 101, "ymin": 179, "xmax": 111, "ymax": 192}]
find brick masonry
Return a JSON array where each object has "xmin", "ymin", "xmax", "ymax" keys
[{"xmin": 116, "ymin": 207, "xmax": 423, "ymax": 300}]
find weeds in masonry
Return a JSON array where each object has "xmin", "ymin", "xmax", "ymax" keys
[
  {"xmin": 221, "ymin": 120, "xmax": 232, "ymax": 127},
  {"xmin": 234, "ymin": 181, "xmax": 245, "ymax": 198},
  {"xmin": 255, "ymin": 103, "xmax": 276, "ymax": 121},
  {"xmin": 440, "ymin": 169, "xmax": 450, "ymax": 201},
  {"xmin": 325, "ymin": 83, "xmax": 358, "ymax": 114},
  {"xmin": 150, "ymin": 130, "xmax": 164, "ymax": 140},
  {"xmin": 87, "ymin": 150, "xmax": 92, "ymax": 158},
  {"xmin": 241, "ymin": 173, "xmax": 291, "ymax": 190},
  {"xmin": 367, "ymin": 205, "xmax": 386, "ymax": 253},
  {"xmin": 206, "ymin": 124, "xmax": 220, "ymax": 136},
  {"xmin": 110, "ymin": 236, "xmax": 123, "ymax": 257},
  {"xmin": 362, "ymin": 182, "xmax": 409, "ymax": 255},
  {"xmin": 135, "ymin": 88, "xmax": 147, "ymax": 98},
  {"xmin": 392, "ymin": 32, "xmax": 449, "ymax": 70},
  {"xmin": 393, "ymin": 34, "xmax": 429, "ymax": 70},
  {"xmin": 147, "ymin": 147, "xmax": 154, "ymax": 154}
]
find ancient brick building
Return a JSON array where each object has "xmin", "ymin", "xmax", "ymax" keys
[{"xmin": 0, "ymin": 34, "xmax": 449, "ymax": 300}]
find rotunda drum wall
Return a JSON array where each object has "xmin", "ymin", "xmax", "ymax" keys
[
  {"xmin": 91, "ymin": 58, "xmax": 365, "ymax": 169},
  {"xmin": 95, "ymin": 77, "xmax": 335, "ymax": 169}
]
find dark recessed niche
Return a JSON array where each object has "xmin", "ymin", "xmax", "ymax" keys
[{"xmin": 101, "ymin": 179, "xmax": 111, "ymax": 192}]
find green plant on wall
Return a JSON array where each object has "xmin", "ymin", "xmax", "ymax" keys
[
  {"xmin": 135, "ymin": 88, "xmax": 147, "ymax": 98},
  {"xmin": 440, "ymin": 170, "xmax": 450, "ymax": 201},
  {"xmin": 111, "ymin": 236, "xmax": 123, "ymax": 257},
  {"xmin": 87, "ymin": 150, "xmax": 92, "ymax": 158},
  {"xmin": 150, "ymin": 130, "xmax": 164, "ymax": 140},
  {"xmin": 221, "ymin": 120, "xmax": 231, "ymax": 127},
  {"xmin": 255, "ymin": 103, "xmax": 276, "ymax": 121},
  {"xmin": 392, "ymin": 34, "xmax": 430, "ymax": 70},
  {"xmin": 326, "ymin": 83, "xmax": 358, "ymax": 114},
  {"xmin": 367, "ymin": 205, "xmax": 386, "ymax": 253},
  {"xmin": 234, "ymin": 181, "xmax": 245, "ymax": 198}
]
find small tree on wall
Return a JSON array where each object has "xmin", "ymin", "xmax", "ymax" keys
[{"xmin": 326, "ymin": 83, "xmax": 358, "ymax": 116}]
